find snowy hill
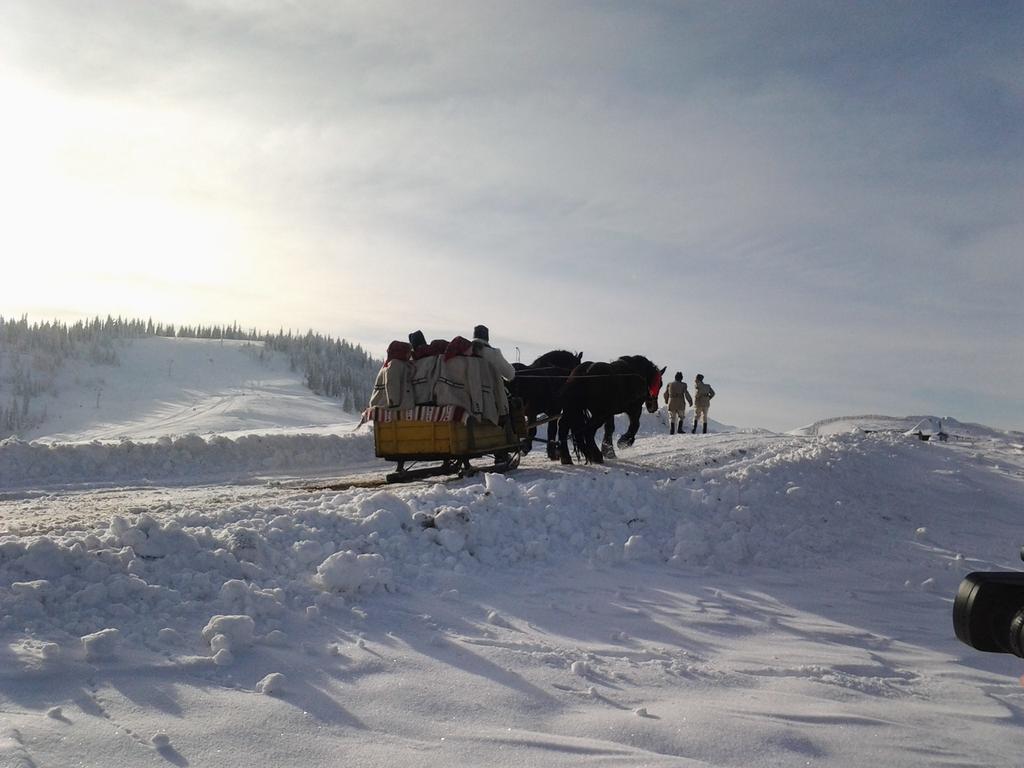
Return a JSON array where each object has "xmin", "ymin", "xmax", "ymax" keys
[
  {"xmin": 23, "ymin": 336, "xmax": 359, "ymax": 443},
  {"xmin": 789, "ymin": 413, "xmax": 1021, "ymax": 442},
  {"xmin": 0, "ymin": 335, "xmax": 373, "ymax": 490}
]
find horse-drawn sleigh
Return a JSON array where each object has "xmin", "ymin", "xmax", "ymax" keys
[
  {"xmin": 364, "ymin": 337, "xmax": 664, "ymax": 482},
  {"xmin": 370, "ymin": 399, "xmax": 533, "ymax": 482}
]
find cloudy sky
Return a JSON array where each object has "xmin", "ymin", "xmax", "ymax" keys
[{"xmin": 2, "ymin": 1, "xmax": 1021, "ymax": 431}]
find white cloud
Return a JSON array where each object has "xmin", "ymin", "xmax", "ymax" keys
[{"xmin": 1, "ymin": 1, "xmax": 1020, "ymax": 430}]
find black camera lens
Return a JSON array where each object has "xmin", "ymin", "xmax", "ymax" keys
[
  {"xmin": 1010, "ymin": 609, "xmax": 1024, "ymax": 658},
  {"xmin": 954, "ymin": 572, "xmax": 1024, "ymax": 657}
]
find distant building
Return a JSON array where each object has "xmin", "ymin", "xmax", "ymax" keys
[{"xmin": 905, "ymin": 417, "xmax": 949, "ymax": 442}]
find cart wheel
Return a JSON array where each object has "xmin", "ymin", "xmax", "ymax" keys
[{"xmin": 494, "ymin": 450, "xmax": 519, "ymax": 472}]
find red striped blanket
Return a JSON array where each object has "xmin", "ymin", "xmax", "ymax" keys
[{"xmin": 362, "ymin": 405, "xmax": 470, "ymax": 425}]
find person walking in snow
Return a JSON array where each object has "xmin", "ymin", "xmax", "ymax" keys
[
  {"xmin": 691, "ymin": 373, "xmax": 715, "ymax": 434},
  {"xmin": 663, "ymin": 372, "xmax": 692, "ymax": 435}
]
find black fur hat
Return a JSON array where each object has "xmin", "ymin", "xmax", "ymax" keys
[
  {"xmin": 408, "ymin": 330, "xmax": 427, "ymax": 349},
  {"xmin": 674, "ymin": 371, "xmax": 683, "ymax": 381},
  {"xmin": 472, "ymin": 325, "xmax": 489, "ymax": 343}
]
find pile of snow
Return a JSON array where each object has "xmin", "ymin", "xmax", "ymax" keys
[
  {"xmin": 80, "ymin": 627, "xmax": 121, "ymax": 661},
  {"xmin": 1, "ymin": 411, "xmax": 742, "ymax": 490},
  {"xmin": 0, "ymin": 429, "xmax": 1007, "ymax": 653},
  {"xmin": 3, "ymin": 420, "xmax": 1024, "ymax": 766},
  {"xmin": 0, "ymin": 431, "xmax": 374, "ymax": 488},
  {"xmin": 317, "ymin": 550, "xmax": 393, "ymax": 593}
]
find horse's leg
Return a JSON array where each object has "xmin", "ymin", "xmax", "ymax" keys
[
  {"xmin": 547, "ymin": 418, "xmax": 559, "ymax": 460},
  {"xmin": 617, "ymin": 405, "xmax": 642, "ymax": 447},
  {"xmin": 558, "ymin": 411, "xmax": 574, "ymax": 465},
  {"xmin": 585, "ymin": 413, "xmax": 607, "ymax": 464},
  {"xmin": 601, "ymin": 415, "xmax": 616, "ymax": 459}
]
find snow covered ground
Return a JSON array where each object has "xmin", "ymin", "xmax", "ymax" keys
[{"xmin": 2, "ymin": 340, "xmax": 1024, "ymax": 767}]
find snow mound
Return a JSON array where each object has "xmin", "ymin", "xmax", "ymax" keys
[
  {"xmin": 316, "ymin": 551, "xmax": 393, "ymax": 594},
  {"xmin": 2, "ymin": 420, "xmax": 1023, "ymax": 767},
  {"xmin": 81, "ymin": 627, "xmax": 121, "ymax": 660},
  {"xmin": 201, "ymin": 615, "xmax": 256, "ymax": 651},
  {"xmin": 0, "ymin": 431, "xmax": 373, "ymax": 489},
  {"xmin": 2, "ymin": 429, "xmax": 994, "ymax": 653},
  {"xmin": 788, "ymin": 414, "xmax": 1016, "ymax": 441},
  {"xmin": 255, "ymin": 672, "xmax": 286, "ymax": 695}
]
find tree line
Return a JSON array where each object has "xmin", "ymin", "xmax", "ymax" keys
[{"xmin": 0, "ymin": 315, "xmax": 381, "ymax": 437}]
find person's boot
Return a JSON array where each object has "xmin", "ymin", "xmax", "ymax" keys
[
  {"xmin": 691, "ymin": 421, "xmax": 697, "ymax": 434},
  {"xmin": 702, "ymin": 422, "xmax": 708, "ymax": 434},
  {"xmin": 670, "ymin": 423, "xmax": 675, "ymax": 435}
]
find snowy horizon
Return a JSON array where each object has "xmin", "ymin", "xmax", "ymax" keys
[{"xmin": 3, "ymin": 331, "xmax": 1015, "ymax": 441}]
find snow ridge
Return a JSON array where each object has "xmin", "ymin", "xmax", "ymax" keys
[
  {"xmin": 0, "ymin": 431, "xmax": 980, "ymax": 651},
  {"xmin": 0, "ymin": 431, "xmax": 373, "ymax": 489},
  {"xmin": 2, "ymin": 425, "xmax": 1024, "ymax": 767}
]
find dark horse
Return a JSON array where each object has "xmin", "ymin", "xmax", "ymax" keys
[
  {"xmin": 508, "ymin": 350, "xmax": 582, "ymax": 460},
  {"xmin": 557, "ymin": 355, "xmax": 665, "ymax": 465}
]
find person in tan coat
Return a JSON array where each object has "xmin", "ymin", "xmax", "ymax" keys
[
  {"xmin": 691, "ymin": 373, "xmax": 715, "ymax": 433},
  {"xmin": 663, "ymin": 372, "xmax": 692, "ymax": 435},
  {"xmin": 471, "ymin": 324, "xmax": 515, "ymax": 420}
]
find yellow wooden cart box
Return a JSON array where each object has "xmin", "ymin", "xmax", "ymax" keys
[
  {"xmin": 369, "ymin": 399, "xmax": 531, "ymax": 481},
  {"xmin": 374, "ymin": 417, "xmax": 521, "ymax": 459}
]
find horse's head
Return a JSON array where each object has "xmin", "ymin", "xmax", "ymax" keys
[
  {"xmin": 645, "ymin": 366, "xmax": 666, "ymax": 413},
  {"xmin": 533, "ymin": 349, "xmax": 584, "ymax": 372}
]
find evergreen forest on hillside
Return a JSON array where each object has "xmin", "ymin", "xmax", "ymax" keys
[{"xmin": 0, "ymin": 315, "xmax": 381, "ymax": 437}]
